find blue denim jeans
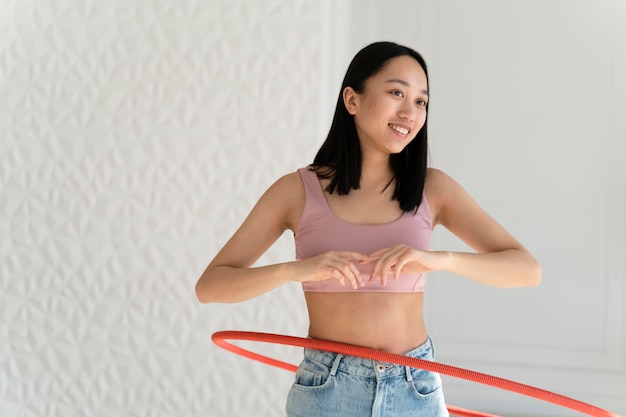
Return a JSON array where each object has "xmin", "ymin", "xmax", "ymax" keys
[{"xmin": 285, "ymin": 337, "xmax": 448, "ymax": 417}]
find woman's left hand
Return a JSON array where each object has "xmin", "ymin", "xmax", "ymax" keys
[{"xmin": 368, "ymin": 245, "xmax": 444, "ymax": 287}]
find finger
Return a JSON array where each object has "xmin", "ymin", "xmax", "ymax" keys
[
  {"xmin": 368, "ymin": 252, "xmax": 388, "ymax": 282},
  {"xmin": 372, "ymin": 257, "xmax": 390, "ymax": 286},
  {"xmin": 373, "ymin": 252, "xmax": 400, "ymax": 285},
  {"xmin": 368, "ymin": 245, "xmax": 402, "ymax": 259},
  {"xmin": 381, "ymin": 265, "xmax": 398, "ymax": 286},
  {"xmin": 337, "ymin": 251, "xmax": 374, "ymax": 264},
  {"xmin": 369, "ymin": 260, "xmax": 380, "ymax": 283},
  {"xmin": 393, "ymin": 257, "xmax": 409, "ymax": 281},
  {"xmin": 347, "ymin": 262, "xmax": 365, "ymax": 287},
  {"xmin": 330, "ymin": 261, "xmax": 360, "ymax": 289},
  {"xmin": 381, "ymin": 255, "xmax": 400, "ymax": 286},
  {"xmin": 369, "ymin": 256, "xmax": 390, "ymax": 284}
]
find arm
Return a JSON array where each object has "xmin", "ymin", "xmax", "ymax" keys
[
  {"xmin": 195, "ymin": 172, "xmax": 301, "ymax": 303},
  {"xmin": 196, "ymin": 172, "xmax": 368, "ymax": 303},
  {"xmin": 431, "ymin": 168, "xmax": 541, "ymax": 287},
  {"xmin": 370, "ymin": 169, "xmax": 541, "ymax": 288}
]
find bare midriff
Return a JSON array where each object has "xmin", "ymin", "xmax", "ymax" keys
[{"xmin": 304, "ymin": 291, "xmax": 427, "ymax": 355}]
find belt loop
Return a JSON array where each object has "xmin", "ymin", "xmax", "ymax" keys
[
  {"xmin": 405, "ymin": 365, "xmax": 413, "ymax": 382},
  {"xmin": 330, "ymin": 353, "xmax": 343, "ymax": 376}
]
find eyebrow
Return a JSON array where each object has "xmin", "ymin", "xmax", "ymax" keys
[{"xmin": 385, "ymin": 79, "xmax": 429, "ymax": 96}]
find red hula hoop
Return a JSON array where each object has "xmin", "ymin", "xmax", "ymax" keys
[{"xmin": 212, "ymin": 330, "xmax": 621, "ymax": 417}]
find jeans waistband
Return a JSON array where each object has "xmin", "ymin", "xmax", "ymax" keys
[{"xmin": 302, "ymin": 336, "xmax": 434, "ymax": 380}]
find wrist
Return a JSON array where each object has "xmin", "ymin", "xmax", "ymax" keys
[
  {"xmin": 433, "ymin": 250, "xmax": 453, "ymax": 272},
  {"xmin": 282, "ymin": 261, "xmax": 301, "ymax": 283}
]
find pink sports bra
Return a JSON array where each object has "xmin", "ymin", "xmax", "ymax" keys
[{"xmin": 295, "ymin": 167, "xmax": 432, "ymax": 293}]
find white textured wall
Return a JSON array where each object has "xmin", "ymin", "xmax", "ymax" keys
[
  {"xmin": 2, "ymin": 0, "xmax": 625, "ymax": 416},
  {"xmin": 1, "ymin": 1, "xmax": 326, "ymax": 416}
]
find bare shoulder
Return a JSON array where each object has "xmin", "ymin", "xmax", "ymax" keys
[
  {"xmin": 263, "ymin": 170, "xmax": 305, "ymax": 231},
  {"xmin": 425, "ymin": 167, "xmax": 469, "ymax": 197},
  {"xmin": 271, "ymin": 171, "xmax": 304, "ymax": 202},
  {"xmin": 424, "ymin": 168, "xmax": 458, "ymax": 224},
  {"xmin": 269, "ymin": 170, "xmax": 303, "ymax": 193},
  {"xmin": 425, "ymin": 167, "xmax": 450, "ymax": 190}
]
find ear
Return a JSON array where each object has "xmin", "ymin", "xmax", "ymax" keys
[{"xmin": 342, "ymin": 86, "xmax": 359, "ymax": 115}]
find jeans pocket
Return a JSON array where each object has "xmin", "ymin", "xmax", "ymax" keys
[
  {"xmin": 408, "ymin": 368, "xmax": 443, "ymax": 399},
  {"xmin": 293, "ymin": 357, "xmax": 332, "ymax": 388}
]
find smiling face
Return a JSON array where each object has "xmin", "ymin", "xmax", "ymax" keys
[{"xmin": 343, "ymin": 55, "xmax": 429, "ymax": 157}]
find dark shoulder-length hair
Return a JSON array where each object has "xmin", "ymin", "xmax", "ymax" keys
[{"xmin": 312, "ymin": 41, "xmax": 430, "ymax": 213}]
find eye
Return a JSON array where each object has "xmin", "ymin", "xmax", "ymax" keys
[
  {"xmin": 390, "ymin": 90, "xmax": 404, "ymax": 98},
  {"xmin": 416, "ymin": 99, "xmax": 427, "ymax": 107}
]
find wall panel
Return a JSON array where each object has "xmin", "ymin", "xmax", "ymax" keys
[{"xmin": 407, "ymin": 0, "xmax": 626, "ymax": 415}]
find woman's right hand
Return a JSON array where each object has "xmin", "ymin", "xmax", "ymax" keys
[{"xmin": 290, "ymin": 251, "xmax": 372, "ymax": 289}]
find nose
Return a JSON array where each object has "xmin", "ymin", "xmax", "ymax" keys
[
  {"xmin": 398, "ymin": 104, "xmax": 416, "ymax": 122},
  {"xmin": 398, "ymin": 106, "xmax": 417, "ymax": 123}
]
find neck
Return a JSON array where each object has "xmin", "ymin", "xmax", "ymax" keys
[{"xmin": 360, "ymin": 154, "xmax": 393, "ymax": 191}]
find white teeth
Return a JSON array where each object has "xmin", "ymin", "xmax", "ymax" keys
[{"xmin": 390, "ymin": 125, "xmax": 409, "ymax": 135}]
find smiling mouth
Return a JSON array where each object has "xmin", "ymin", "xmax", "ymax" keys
[{"xmin": 389, "ymin": 124, "xmax": 410, "ymax": 136}]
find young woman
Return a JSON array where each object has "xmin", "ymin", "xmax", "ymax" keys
[{"xmin": 196, "ymin": 41, "xmax": 541, "ymax": 417}]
